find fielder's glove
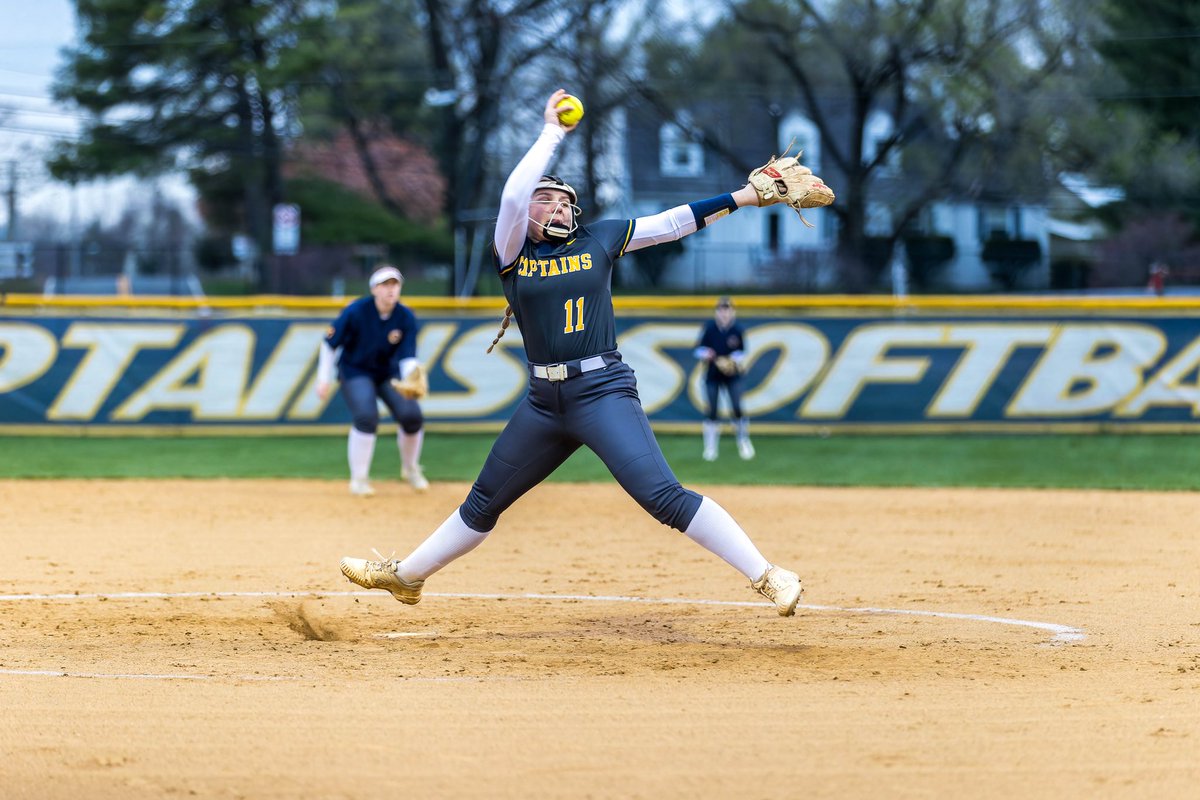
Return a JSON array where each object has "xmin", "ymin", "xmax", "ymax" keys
[
  {"xmin": 390, "ymin": 363, "xmax": 429, "ymax": 399},
  {"xmin": 714, "ymin": 356, "xmax": 741, "ymax": 377},
  {"xmin": 748, "ymin": 143, "xmax": 835, "ymax": 228}
]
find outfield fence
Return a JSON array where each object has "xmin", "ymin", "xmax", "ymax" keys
[{"xmin": 3, "ymin": 294, "xmax": 1199, "ymax": 434}]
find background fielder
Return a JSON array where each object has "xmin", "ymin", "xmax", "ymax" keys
[
  {"xmin": 317, "ymin": 265, "xmax": 429, "ymax": 496},
  {"xmin": 694, "ymin": 296, "xmax": 755, "ymax": 462},
  {"xmin": 340, "ymin": 89, "xmax": 833, "ymax": 616}
]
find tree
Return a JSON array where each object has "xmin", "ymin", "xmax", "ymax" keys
[
  {"xmin": 548, "ymin": 0, "xmax": 671, "ymax": 289},
  {"xmin": 1094, "ymin": 215, "xmax": 1200, "ymax": 288},
  {"xmin": 647, "ymin": 0, "xmax": 1105, "ymax": 290},
  {"xmin": 288, "ymin": 130, "xmax": 445, "ymax": 224},
  {"xmin": 552, "ymin": 1, "xmax": 666, "ymax": 215},
  {"xmin": 283, "ymin": 0, "xmax": 636, "ymax": 295},
  {"xmin": 284, "ymin": 176, "xmax": 453, "ymax": 262},
  {"xmin": 1094, "ymin": 0, "xmax": 1200, "ymax": 230},
  {"xmin": 49, "ymin": 0, "xmax": 316, "ymax": 286},
  {"xmin": 1099, "ymin": 0, "xmax": 1200, "ymax": 142},
  {"xmin": 285, "ymin": 0, "xmax": 440, "ymax": 218},
  {"xmin": 416, "ymin": 0, "xmax": 584, "ymax": 295}
]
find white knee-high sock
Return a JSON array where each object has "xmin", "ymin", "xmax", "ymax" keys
[
  {"xmin": 684, "ymin": 496, "xmax": 771, "ymax": 581},
  {"xmin": 398, "ymin": 428, "xmax": 424, "ymax": 473},
  {"xmin": 348, "ymin": 428, "xmax": 377, "ymax": 482},
  {"xmin": 398, "ymin": 508, "xmax": 490, "ymax": 582}
]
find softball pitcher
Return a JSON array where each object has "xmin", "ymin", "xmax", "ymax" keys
[{"xmin": 341, "ymin": 89, "xmax": 833, "ymax": 615}]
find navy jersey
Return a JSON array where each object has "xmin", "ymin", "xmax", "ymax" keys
[
  {"xmin": 324, "ymin": 296, "xmax": 419, "ymax": 381},
  {"xmin": 494, "ymin": 219, "xmax": 634, "ymax": 364},
  {"xmin": 698, "ymin": 320, "xmax": 747, "ymax": 382},
  {"xmin": 698, "ymin": 320, "xmax": 746, "ymax": 358}
]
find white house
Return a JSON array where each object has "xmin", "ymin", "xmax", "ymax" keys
[{"xmin": 612, "ymin": 98, "xmax": 1053, "ymax": 293}]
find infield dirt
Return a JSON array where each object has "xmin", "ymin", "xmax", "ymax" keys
[{"xmin": 1, "ymin": 479, "xmax": 1197, "ymax": 799}]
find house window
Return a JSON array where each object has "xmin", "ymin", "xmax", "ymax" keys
[
  {"xmin": 779, "ymin": 112, "xmax": 819, "ymax": 172},
  {"xmin": 978, "ymin": 206, "xmax": 1020, "ymax": 241},
  {"xmin": 864, "ymin": 110, "xmax": 899, "ymax": 173},
  {"xmin": 659, "ymin": 121, "xmax": 703, "ymax": 177},
  {"xmin": 909, "ymin": 207, "xmax": 935, "ymax": 235},
  {"xmin": 866, "ymin": 201, "xmax": 893, "ymax": 236},
  {"xmin": 767, "ymin": 212, "xmax": 780, "ymax": 252}
]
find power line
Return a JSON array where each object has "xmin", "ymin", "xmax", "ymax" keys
[
  {"xmin": 0, "ymin": 86, "xmax": 62, "ymax": 100},
  {"xmin": 0, "ymin": 105, "xmax": 90, "ymax": 122},
  {"xmin": 1089, "ymin": 29, "xmax": 1200, "ymax": 43},
  {"xmin": 0, "ymin": 66, "xmax": 58, "ymax": 81},
  {"xmin": 0, "ymin": 124, "xmax": 80, "ymax": 140}
]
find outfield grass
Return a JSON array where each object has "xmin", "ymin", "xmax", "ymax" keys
[{"xmin": 2, "ymin": 433, "xmax": 1198, "ymax": 490}]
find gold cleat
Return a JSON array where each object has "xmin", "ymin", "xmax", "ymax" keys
[
  {"xmin": 752, "ymin": 565, "xmax": 802, "ymax": 616},
  {"xmin": 340, "ymin": 554, "xmax": 424, "ymax": 604}
]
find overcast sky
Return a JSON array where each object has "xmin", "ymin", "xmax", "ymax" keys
[
  {"xmin": 0, "ymin": 0, "xmax": 75, "ymax": 138},
  {"xmin": 0, "ymin": 0, "xmax": 713, "ymax": 236},
  {"xmin": 0, "ymin": 0, "xmax": 80, "ymax": 221},
  {"xmin": 0, "ymin": 0, "xmax": 195, "ymax": 234}
]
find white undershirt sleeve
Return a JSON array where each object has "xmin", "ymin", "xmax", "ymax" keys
[
  {"xmin": 318, "ymin": 342, "xmax": 341, "ymax": 385},
  {"xmin": 624, "ymin": 204, "xmax": 699, "ymax": 253},
  {"xmin": 494, "ymin": 124, "xmax": 566, "ymax": 267}
]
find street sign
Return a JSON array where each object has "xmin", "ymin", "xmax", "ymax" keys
[
  {"xmin": 0, "ymin": 241, "xmax": 33, "ymax": 278},
  {"xmin": 272, "ymin": 203, "xmax": 300, "ymax": 255}
]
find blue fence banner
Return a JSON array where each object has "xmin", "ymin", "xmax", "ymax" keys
[{"xmin": 3, "ymin": 306, "xmax": 1200, "ymax": 432}]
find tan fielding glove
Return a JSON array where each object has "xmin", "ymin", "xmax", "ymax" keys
[
  {"xmin": 714, "ymin": 356, "xmax": 741, "ymax": 377},
  {"xmin": 390, "ymin": 363, "xmax": 429, "ymax": 399},
  {"xmin": 747, "ymin": 143, "xmax": 835, "ymax": 228}
]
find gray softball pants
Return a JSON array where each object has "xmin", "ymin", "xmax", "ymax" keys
[{"xmin": 459, "ymin": 359, "xmax": 702, "ymax": 533}]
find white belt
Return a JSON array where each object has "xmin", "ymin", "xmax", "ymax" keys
[{"xmin": 531, "ymin": 355, "xmax": 610, "ymax": 382}]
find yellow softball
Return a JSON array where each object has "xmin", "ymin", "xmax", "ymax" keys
[{"xmin": 556, "ymin": 94, "xmax": 584, "ymax": 126}]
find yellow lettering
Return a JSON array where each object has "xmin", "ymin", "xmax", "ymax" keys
[
  {"xmin": 1117, "ymin": 334, "xmax": 1200, "ymax": 416},
  {"xmin": 567, "ymin": 256, "xmax": 582, "ymax": 272},
  {"xmin": 239, "ymin": 323, "xmax": 330, "ymax": 419},
  {"xmin": 581, "ymin": 253, "xmax": 592, "ymax": 270},
  {"xmin": 427, "ymin": 323, "xmax": 527, "ymax": 416},
  {"xmin": 927, "ymin": 324, "xmax": 1055, "ymax": 417},
  {"xmin": 801, "ymin": 324, "xmax": 940, "ymax": 418},
  {"xmin": 617, "ymin": 323, "xmax": 697, "ymax": 413},
  {"xmin": 48, "ymin": 323, "xmax": 185, "ymax": 420},
  {"xmin": 112, "ymin": 325, "xmax": 255, "ymax": 421},
  {"xmin": 547, "ymin": 258, "xmax": 561, "ymax": 277},
  {"xmin": 0, "ymin": 322, "xmax": 58, "ymax": 394},
  {"xmin": 689, "ymin": 322, "xmax": 829, "ymax": 418},
  {"xmin": 1008, "ymin": 323, "xmax": 1164, "ymax": 417}
]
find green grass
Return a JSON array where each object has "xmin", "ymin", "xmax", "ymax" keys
[{"xmin": 2, "ymin": 434, "xmax": 1199, "ymax": 489}]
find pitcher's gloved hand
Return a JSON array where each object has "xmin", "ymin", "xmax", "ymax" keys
[{"xmin": 747, "ymin": 144, "xmax": 835, "ymax": 228}]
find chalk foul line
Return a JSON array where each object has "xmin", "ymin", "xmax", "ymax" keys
[
  {"xmin": 0, "ymin": 589, "xmax": 1085, "ymax": 682},
  {"xmin": 0, "ymin": 588, "xmax": 1086, "ymax": 647}
]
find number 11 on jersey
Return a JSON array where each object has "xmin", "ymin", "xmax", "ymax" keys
[{"xmin": 563, "ymin": 296, "xmax": 585, "ymax": 334}]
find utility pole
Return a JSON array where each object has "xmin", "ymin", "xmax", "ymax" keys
[
  {"xmin": 69, "ymin": 180, "xmax": 81, "ymax": 278},
  {"xmin": 4, "ymin": 160, "xmax": 15, "ymax": 241}
]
